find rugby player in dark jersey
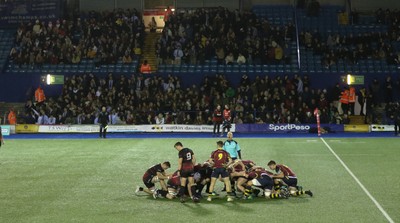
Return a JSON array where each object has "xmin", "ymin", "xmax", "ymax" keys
[
  {"xmin": 174, "ymin": 142, "xmax": 197, "ymax": 203},
  {"xmin": 268, "ymin": 160, "xmax": 313, "ymax": 197},
  {"xmin": 135, "ymin": 161, "xmax": 171, "ymax": 196}
]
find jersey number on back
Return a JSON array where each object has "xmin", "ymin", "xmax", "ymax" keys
[{"xmin": 186, "ymin": 152, "xmax": 192, "ymax": 160}]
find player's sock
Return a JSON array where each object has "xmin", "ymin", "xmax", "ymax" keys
[
  {"xmin": 269, "ymin": 193, "xmax": 283, "ymax": 199},
  {"xmin": 206, "ymin": 182, "xmax": 211, "ymax": 193},
  {"xmin": 244, "ymin": 186, "xmax": 253, "ymax": 196},
  {"xmin": 190, "ymin": 185, "xmax": 197, "ymax": 198},
  {"xmin": 295, "ymin": 190, "xmax": 305, "ymax": 196},
  {"xmin": 274, "ymin": 182, "xmax": 281, "ymax": 190},
  {"xmin": 178, "ymin": 187, "xmax": 185, "ymax": 197},
  {"xmin": 196, "ymin": 184, "xmax": 205, "ymax": 195}
]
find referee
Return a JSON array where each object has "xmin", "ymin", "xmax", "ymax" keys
[
  {"xmin": 98, "ymin": 106, "xmax": 109, "ymax": 138},
  {"xmin": 223, "ymin": 131, "xmax": 241, "ymax": 160}
]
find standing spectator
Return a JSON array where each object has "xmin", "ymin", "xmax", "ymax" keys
[
  {"xmin": 35, "ymin": 85, "xmax": 46, "ymax": 105},
  {"xmin": 385, "ymin": 76, "xmax": 393, "ymax": 104},
  {"xmin": 222, "ymin": 105, "xmax": 232, "ymax": 136},
  {"xmin": 8, "ymin": 108, "xmax": 17, "ymax": 125},
  {"xmin": 98, "ymin": 106, "xmax": 109, "ymax": 139},
  {"xmin": 340, "ymin": 87, "xmax": 349, "ymax": 115},
  {"xmin": 149, "ymin": 17, "xmax": 157, "ymax": 32},
  {"xmin": 173, "ymin": 46, "xmax": 183, "ymax": 65},
  {"xmin": 212, "ymin": 105, "xmax": 223, "ymax": 137},
  {"xmin": 358, "ymin": 87, "xmax": 367, "ymax": 116},
  {"xmin": 348, "ymin": 86, "xmax": 356, "ymax": 115}
]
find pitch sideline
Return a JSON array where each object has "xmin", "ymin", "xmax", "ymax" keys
[{"xmin": 320, "ymin": 137, "xmax": 394, "ymax": 223}]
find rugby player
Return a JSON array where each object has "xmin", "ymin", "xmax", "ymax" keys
[
  {"xmin": 207, "ymin": 141, "xmax": 234, "ymax": 202},
  {"xmin": 135, "ymin": 161, "xmax": 171, "ymax": 196},
  {"xmin": 174, "ymin": 142, "xmax": 197, "ymax": 203},
  {"xmin": 243, "ymin": 169, "xmax": 289, "ymax": 200},
  {"xmin": 267, "ymin": 160, "xmax": 313, "ymax": 197}
]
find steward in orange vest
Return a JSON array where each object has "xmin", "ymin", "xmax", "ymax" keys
[
  {"xmin": 8, "ymin": 109, "xmax": 17, "ymax": 125},
  {"xmin": 340, "ymin": 87, "xmax": 349, "ymax": 115},
  {"xmin": 35, "ymin": 86, "xmax": 46, "ymax": 104},
  {"xmin": 140, "ymin": 60, "xmax": 152, "ymax": 74}
]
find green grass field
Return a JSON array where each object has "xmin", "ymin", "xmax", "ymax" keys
[{"xmin": 0, "ymin": 137, "xmax": 399, "ymax": 223}]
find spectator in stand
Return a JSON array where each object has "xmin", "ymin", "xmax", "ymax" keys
[
  {"xmin": 122, "ymin": 52, "xmax": 133, "ymax": 64},
  {"xmin": 237, "ymin": 53, "xmax": 246, "ymax": 65},
  {"xmin": 173, "ymin": 46, "xmax": 184, "ymax": 65},
  {"xmin": 149, "ymin": 17, "xmax": 157, "ymax": 33},
  {"xmin": 225, "ymin": 53, "xmax": 235, "ymax": 65}
]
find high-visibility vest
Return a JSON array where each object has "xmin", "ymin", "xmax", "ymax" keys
[
  {"xmin": 8, "ymin": 111, "xmax": 16, "ymax": 124},
  {"xmin": 349, "ymin": 87, "xmax": 356, "ymax": 103},
  {"xmin": 140, "ymin": 64, "xmax": 151, "ymax": 73},
  {"xmin": 35, "ymin": 88, "xmax": 46, "ymax": 103},
  {"xmin": 340, "ymin": 90, "xmax": 349, "ymax": 104}
]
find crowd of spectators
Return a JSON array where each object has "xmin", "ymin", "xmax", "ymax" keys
[
  {"xmin": 18, "ymin": 72, "xmax": 400, "ymax": 126},
  {"xmin": 300, "ymin": 8, "xmax": 400, "ymax": 68},
  {"xmin": 9, "ymin": 9, "xmax": 145, "ymax": 68},
  {"xmin": 155, "ymin": 7, "xmax": 296, "ymax": 66}
]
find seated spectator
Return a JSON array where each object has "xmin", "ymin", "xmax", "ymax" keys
[
  {"xmin": 237, "ymin": 53, "xmax": 246, "ymax": 65},
  {"xmin": 225, "ymin": 53, "xmax": 235, "ymax": 65},
  {"xmin": 122, "ymin": 52, "xmax": 133, "ymax": 64}
]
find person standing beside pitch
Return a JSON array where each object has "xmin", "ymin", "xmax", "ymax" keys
[{"xmin": 98, "ymin": 106, "xmax": 109, "ymax": 138}]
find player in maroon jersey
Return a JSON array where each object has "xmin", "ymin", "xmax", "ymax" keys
[
  {"xmin": 212, "ymin": 105, "xmax": 223, "ymax": 137},
  {"xmin": 222, "ymin": 104, "xmax": 232, "ymax": 136},
  {"xmin": 207, "ymin": 141, "xmax": 234, "ymax": 201},
  {"xmin": 267, "ymin": 160, "xmax": 313, "ymax": 197},
  {"xmin": 174, "ymin": 142, "xmax": 197, "ymax": 203},
  {"xmin": 153, "ymin": 170, "xmax": 181, "ymax": 199},
  {"xmin": 243, "ymin": 169, "xmax": 289, "ymax": 199},
  {"xmin": 228, "ymin": 160, "xmax": 256, "ymax": 194},
  {"xmin": 135, "ymin": 161, "xmax": 171, "ymax": 196}
]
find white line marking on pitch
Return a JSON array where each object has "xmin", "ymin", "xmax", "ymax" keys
[{"xmin": 320, "ymin": 138, "xmax": 394, "ymax": 223}]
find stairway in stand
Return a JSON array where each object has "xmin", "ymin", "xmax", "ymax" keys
[
  {"xmin": 141, "ymin": 32, "xmax": 161, "ymax": 73},
  {"xmin": 349, "ymin": 115, "xmax": 365, "ymax": 124}
]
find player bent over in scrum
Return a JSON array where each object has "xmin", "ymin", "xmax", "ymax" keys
[
  {"xmin": 154, "ymin": 164, "xmax": 211, "ymax": 201},
  {"xmin": 136, "ymin": 161, "xmax": 171, "ymax": 196},
  {"xmin": 243, "ymin": 169, "xmax": 289, "ymax": 200},
  {"xmin": 228, "ymin": 160, "xmax": 256, "ymax": 195},
  {"xmin": 153, "ymin": 170, "xmax": 181, "ymax": 199},
  {"xmin": 207, "ymin": 141, "xmax": 235, "ymax": 202},
  {"xmin": 267, "ymin": 160, "xmax": 313, "ymax": 197}
]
